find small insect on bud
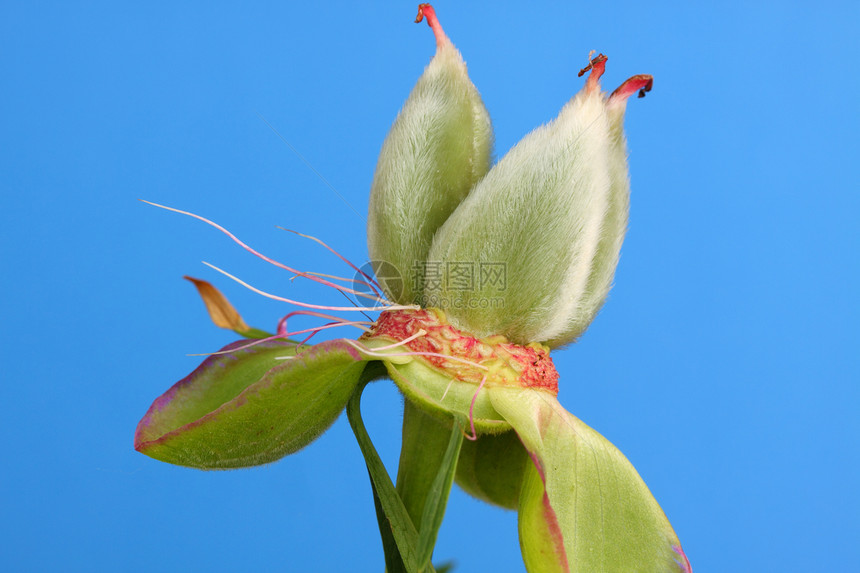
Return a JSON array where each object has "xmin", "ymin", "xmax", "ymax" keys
[
  {"xmin": 367, "ymin": 4, "xmax": 493, "ymax": 305},
  {"xmin": 427, "ymin": 54, "xmax": 653, "ymax": 348}
]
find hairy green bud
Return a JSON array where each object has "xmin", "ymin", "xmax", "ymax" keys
[
  {"xmin": 427, "ymin": 55, "xmax": 652, "ymax": 347},
  {"xmin": 368, "ymin": 4, "xmax": 492, "ymax": 304}
]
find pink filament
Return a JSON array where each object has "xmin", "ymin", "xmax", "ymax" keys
[
  {"xmin": 295, "ymin": 271, "xmax": 380, "ymax": 295},
  {"xmin": 203, "ymin": 261, "xmax": 415, "ymax": 313},
  {"xmin": 277, "ymin": 310, "xmax": 372, "ymax": 336},
  {"xmin": 465, "ymin": 375, "xmax": 487, "ymax": 441},
  {"xmin": 340, "ymin": 338, "xmax": 489, "ymax": 372},
  {"xmin": 191, "ymin": 319, "xmax": 370, "ymax": 357},
  {"xmin": 143, "ymin": 200, "xmax": 381, "ymax": 301},
  {"xmin": 279, "ymin": 227, "xmax": 382, "ymax": 296}
]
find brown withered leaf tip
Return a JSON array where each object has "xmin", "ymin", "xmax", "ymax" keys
[{"xmin": 184, "ymin": 276, "xmax": 251, "ymax": 332}]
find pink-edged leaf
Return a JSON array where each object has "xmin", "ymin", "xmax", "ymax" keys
[
  {"xmin": 135, "ymin": 339, "xmax": 368, "ymax": 469},
  {"xmin": 489, "ymin": 387, "xmax": 690, "ymax": 573}
]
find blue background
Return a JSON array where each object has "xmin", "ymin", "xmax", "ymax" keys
[{"xmin": 2, "ymin": 1, "xmax": 858, "ymax": 571}]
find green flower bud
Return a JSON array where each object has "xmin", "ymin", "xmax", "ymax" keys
[
  {"xmin": 367, "ymin": 4, "xmax": 492, "ymax": 305},
  {"xmin": 427, "ymin": 55, "xmax": 652, "ymax": 347}
]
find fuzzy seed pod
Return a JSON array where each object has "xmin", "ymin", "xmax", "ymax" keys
[
  {"xmin": 367, "ymin": 4, "xmax": 493, "ymax": 305},
  {"xmin": 427, "ymin": 55, "xmax": 651, "ymax": 347}
]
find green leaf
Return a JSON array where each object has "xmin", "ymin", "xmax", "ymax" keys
[
  {"xmin": 489, "ymin": 387, "xmax": 690, "ymax": 573},
  {"xmin": 135, "ymin": 339, "xmax": 368, "ymax": 469},
  {"xmin": 415, "ymin": 417, "xmax": 464, "ymax": 571},
  {"xmin": 346, "ymin": 377, "xmax": 436, "ymax": 573}
]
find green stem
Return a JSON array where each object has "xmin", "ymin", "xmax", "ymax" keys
[
  {"xmin": 350, "ymin": 366, "xmax": 461, "ymax": 572},
  {"xmin": 414, "ymin": 415, "xmax": 463, "ymax": 571},
  {"xmin": 395, "ymin": 400, "xmax": 459, "ymax": 541},
  {"xmin": 347, "ymin": 363, "xmax": 433, "ymax": 573}
]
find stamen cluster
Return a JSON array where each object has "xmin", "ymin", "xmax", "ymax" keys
[{"xmin": 363, "ymin": 308, "xmax": 559, "ymax": 393}]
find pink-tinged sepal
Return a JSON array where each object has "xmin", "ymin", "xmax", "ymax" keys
[
  {"xmin": 134, "ymin": 338, "xmax": 370, "ymax": 469},
  {"xmin": 674, "ymin": 545, "xmax": 693, "ymax": 573},
  {"xmin": 488, "ymin": 387, "xmax": 689, "ymax": 572}
]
